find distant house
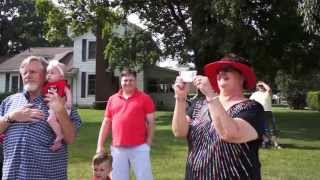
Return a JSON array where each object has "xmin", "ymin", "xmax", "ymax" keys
[
  {"xmin": 0, "ymin": 47, "xmax": 74, "ymax": 94},
  {"xmin": 0, "ymin": 39, "xmax": 178, "ymax": 109},
  {"xmin": 71, "ymin": 30, "xmax": 178, "ymax": 109}
]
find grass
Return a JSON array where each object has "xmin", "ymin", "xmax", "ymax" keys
[{"xmin": 68, "ymin": 107, "xmax": 320, "ymax": 180}]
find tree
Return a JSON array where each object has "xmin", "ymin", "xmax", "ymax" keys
[
  {"xmin": 0, "ymin": 0, "xmax": 49, "ymax": 56},
  {"xmin": 120, "ymin": 0, "xmax": 320, "ymax": 82},
  {"xmin": 35, "ymin": 0, "xmax": 72, "ymax": 46},
  {"xmin": 38, "ymin": 0, "xmax": 161, "ymax": 105},
  {"xmin": 120, "ymin": 1, "xmax": 269, "ymax": 73},
  {"xmin": 52, "ymin": 0, "xmax": 121, "ymax": 105},
  {"xmin": 105, "ymin": 23, "xmax": 161, "ymax": 70},
  {"xmin": 298, "ymin": 0, "xmax": 320, "ymax": 34}
]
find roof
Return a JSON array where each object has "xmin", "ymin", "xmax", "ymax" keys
[
  {"xmin": 0, "ymin": 56, "xmax": 9, "ymax": 64},
  {"xmin": 0, "ymin": 47, "xmax": 73, "ymax": 73}
]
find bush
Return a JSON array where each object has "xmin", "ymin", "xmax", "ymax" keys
[
  {"xmin": 287, "ymin": 89, "xmax": 306, "ymax": 109},
  {"xmin": 0, "ymin": 92, "xmax": 14, "ymax": 104},
  {"xmin": 306, "ymin": 91, "xmax": 320, "ymax": 111},
  {"xmin": 275, "ymin": 71, "xmax": 307, "ymax": 109},
  {"xmin": 286, "ymin": 81, "xmax": 307, "ymax": 109},
  {"xmin": 93, "ymin": 101, "xmax": 107, "ymax": 110}
]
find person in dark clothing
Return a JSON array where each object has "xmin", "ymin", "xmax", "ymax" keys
[{"xmin": 172, "ymin": 53, "xmax": 264, "ymax": 180}]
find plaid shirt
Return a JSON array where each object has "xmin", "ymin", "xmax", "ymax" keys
[{"xmin": 0, "ymin": 92, "xmax": 81, "ymax": 180}]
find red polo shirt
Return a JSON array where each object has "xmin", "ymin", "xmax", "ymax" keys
[{"xmin": 105, "ymin": 89, "xmax": 155, "ymax": 146}]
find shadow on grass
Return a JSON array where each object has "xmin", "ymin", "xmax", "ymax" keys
[
  {"xmin": 70, "ymin": 111, "xmax": 187, "ymax": 163},
  {"xmin": 272, "ymin": 110, "xmax": 320, "ymax": 149},
  {"xmin": 71, "ymin": 108, "xmax": 320, "ymax": 163},
  {"xmin": 279, "ymin": 143, "xmax": 320, "ymax": 150}
]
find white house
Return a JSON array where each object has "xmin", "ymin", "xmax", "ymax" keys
[{"xmin": 72, "ymin": 30, "xmax": 178, "ymax": 109}]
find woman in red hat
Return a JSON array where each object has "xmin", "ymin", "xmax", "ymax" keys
[{"xmin": 172, "ymin": 53, "xmax": 264, "ymax": 180}]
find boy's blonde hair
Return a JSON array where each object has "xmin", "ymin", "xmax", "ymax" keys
[{"xmin": 92, "ymin": 152, "xmax": 113, "ymax": 166}]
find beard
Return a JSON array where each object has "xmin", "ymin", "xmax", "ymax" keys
[{"xmin": 23, "ymin": 82, "xmax": 40, "ymax": 92}]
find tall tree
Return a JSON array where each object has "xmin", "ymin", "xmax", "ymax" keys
[
  {"xmin": 120, "ymin": 0, "xmax": 320, "ymax": 82},
  {"xmin": 39, "ymin": 1, "xmax": 160, "ymax": 104},
  {"xmin": 0, "ymin": 0, "xmax": 48, "ymax": 56},
  {"xmin": 55, "ymin": 0, "xmax": 121, "ymax": 105},
  {"xmin": 298, "ymin": 0, "xmax": 320, "ymax": 34},
  {"xmin": 35, "ymin": 0, "xmax": 72, "ymax": 46},
  {"xmin": 105, "ymin": 24, "xmax": 161, "ymax": 70},
  {"xmin": 120, "ymin": 1, "xmax": 263, "ymax": 73}
]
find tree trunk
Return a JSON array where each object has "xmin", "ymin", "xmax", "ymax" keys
[{"xmin": 95, "ymin": 23, "xmax": 114, "ymax": 108}]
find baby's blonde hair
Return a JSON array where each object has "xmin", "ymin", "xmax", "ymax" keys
[{"xmin": 47, "ymin": 60, "xmax": 66, "ymax": 77}]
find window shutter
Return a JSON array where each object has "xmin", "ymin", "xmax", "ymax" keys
[
  {"xmin": 19, "ymin": 75, "xmax": 23, "ymax": 91},
  {"xmin": 82, "ymin": 39, "xmax": 87, "ymax": 62},
  {"xmin": 5, "ymin": 73, "xmax": 10, "ymax": 92},
  {"xmin": 81, "ymin": 72, "xmax": 86, "ymax": 98}
]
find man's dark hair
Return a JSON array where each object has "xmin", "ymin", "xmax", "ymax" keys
[{"xmin": 120, "ymin": 68, "xmax": 137, "ymax": 78}]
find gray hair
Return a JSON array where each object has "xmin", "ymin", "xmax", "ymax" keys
[{"xmin": 19, "ymin": 56, "xmax": 48, "ymax": 73}]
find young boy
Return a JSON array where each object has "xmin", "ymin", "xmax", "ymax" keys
[
  {"xmin": 92, "ymin": 152, "xmax": 112, "ymax": 180},
  {"xmin": 42, "ymin": 60, "xmax": 72, "ymax": 151}
]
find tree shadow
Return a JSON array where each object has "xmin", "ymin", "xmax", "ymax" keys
[
  {"xmin": 272, "ymin": 110, "xmax": 320, "ymax": 150},
  {"xmin": 278, "ymin": 143, "xmax": 320, "ymax": 150}
]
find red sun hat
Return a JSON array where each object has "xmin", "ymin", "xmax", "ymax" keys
[{"xmin": 204, "ymin": 57, "xmax": 256, "ymax": 93}]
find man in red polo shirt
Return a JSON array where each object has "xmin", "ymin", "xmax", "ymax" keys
[{"xmin": 96, "ymin": 68, "xmax": 156, "ymax": 180}]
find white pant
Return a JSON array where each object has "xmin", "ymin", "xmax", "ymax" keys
[{"xmin": 111, "ymin": 144, "xmax": 153, "ymax": 180}]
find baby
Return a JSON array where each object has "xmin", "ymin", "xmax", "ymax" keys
[
  {"xmin": 42, "ymin": 60, "xmax": 72, "ymax": 151},
  {"xmin": 92, "ymin": 152, "xmax": 113, "ymax": 180}
]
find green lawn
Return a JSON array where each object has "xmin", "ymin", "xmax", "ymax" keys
[{"xmin": 68, "ymin": 107, "xmax": 320, "ymax": 180}]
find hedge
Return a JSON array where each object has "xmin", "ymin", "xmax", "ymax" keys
[{"xmin": 306, "ymin": 91, "xmax": 320, "ymax": 111}]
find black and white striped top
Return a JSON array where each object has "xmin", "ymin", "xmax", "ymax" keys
[{"xmin": 185, "ymin": 97, "xmax": 264, "ymax": 180}]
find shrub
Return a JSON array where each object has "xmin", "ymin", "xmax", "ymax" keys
[
  {"xmin": 93, "ymin": 101, "xmax": 107, "ymax": 110},
  {"xmin": 275, "ymin": 71, "xmax": 307, "ymax": 109},
  {"xmin": 306, "ymin": 91, "xmax": 320, "ymax": 111},
  {"xmin": 286, "ymin": 81, "xmax": 307, "ymax": 109}
]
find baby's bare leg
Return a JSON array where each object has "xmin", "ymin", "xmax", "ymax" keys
[{"xmin": 47, "ymin": 109, "xmax": 64, "ymax": 151}]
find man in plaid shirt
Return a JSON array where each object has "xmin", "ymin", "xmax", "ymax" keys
[{"xmin": 0, "ymin": 56, "xmax": 81, "ymax": 179}]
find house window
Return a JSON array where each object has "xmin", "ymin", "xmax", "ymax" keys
[
  {"xmin": 88, "ymin": 41, "xmax": 96, "ymax": 59},
  {"xmin": 11, "ymin": 75, "xmax": 19, "ymax": 93},
  {"xmin": 87, "ymin": 74, "xmax": 96, "ymax": 95}
]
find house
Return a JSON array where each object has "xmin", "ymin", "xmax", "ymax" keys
[
  {"xmin": 71, "ymin": 30, "xmax": 179, "ymax": 109},
  {"xmin": 0, "ymin": 47, "xmax": 74, "ymax": 94},
  {"xmin": 0, "ymin": 42, "xmax": 178, "ymax": 110}
]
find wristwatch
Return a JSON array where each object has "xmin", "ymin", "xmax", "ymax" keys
[{"xmin": 3, "ymin": 114, "xmax": 14, "ymax": 124}]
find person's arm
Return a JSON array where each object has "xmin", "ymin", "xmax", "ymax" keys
[
  {"xmin": 65, "ymin": 87, "xmax": 72, "ymax": 109},
  {"xmin": 171, "ymin": 76, "xmax": 190, "ymax": 138},
  {"xmin": 96, "ymin": 116, "xmax": 112, "ymax": 153},
  {"xmin": 0, "ymin": 116, "xmax": 11, "ymax": 133},
  {"xmin": 146, "ymin": 112, "xmax": 156, "ymax": 145},
  {"xmin": 0, "ymin": 104, "xmax": 44, "ymax": 133},
  {"xmin": 194, "ymin": 75, "xmax": 258, "ymax": 143},
  {"xmin": 207, "ymin": 98, "xmax": 258, "ymax": 143},
  {"xmin": 258, "ymin": 81, "xmax": 272, "ymax": 95},
  {"xmin": 45, "ymin": 92, "xmax": 76, "ymax": 144}
]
